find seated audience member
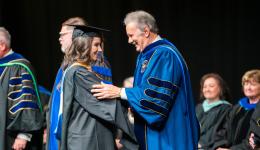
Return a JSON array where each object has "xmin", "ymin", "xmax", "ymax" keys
[
  {"xmin": 124, "ymin": 76, "xmax": 135, "ymax": 124},
  {"xmin": 196, "ymin": 73, "xmax": 232, "ymax": 149},
  {"xmin": 212, "ymin": 69, "xmax": 260, "ymax": 150}
]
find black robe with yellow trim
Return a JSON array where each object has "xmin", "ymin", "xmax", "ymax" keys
[
  {"xmin": 211, "ymin": 98, "xmax": 257, "ymax": 150},
  {"xmin": 0, "ymin": 52, "xmax": 43, "ymax": 150},
  {"xmin": 60, "ymin": 65, "xmax": 138, "ymax": 150},
  {"xmin": 223, "ymin": 102, "xmax": 260, "ymax": 150},
  {"xmin": 250, "ymin": 102, "xmax": 260, "ymax": 148}
]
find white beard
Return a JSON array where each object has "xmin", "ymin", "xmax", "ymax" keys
[{"xmin": 61, "ymin": 47, "xmax": 66, "ymax": 53}]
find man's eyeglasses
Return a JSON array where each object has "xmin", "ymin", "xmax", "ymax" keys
[{"xmin": 59, "ymin": 31, "xmax": 72, "ymax": 37}]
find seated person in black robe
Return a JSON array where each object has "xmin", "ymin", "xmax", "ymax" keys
[
  {"xmin": 248, "ymin": 102, "xmax": 260, "ymax": 149},
  {"xmin": 212, "ymin": 69, "xmax": 260, "ymax": 150},
  {"xmin": 57, "ymin": 25, "xmax": 138, "ymax": 150},
  {"xmin": 195, "ymin": 73, "xmax": 232, "ymax": 149}
]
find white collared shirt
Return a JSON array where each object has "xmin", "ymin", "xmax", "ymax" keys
[{"xmin": 3, "ymin": 49, "xmax": 14, "ymax": 57}]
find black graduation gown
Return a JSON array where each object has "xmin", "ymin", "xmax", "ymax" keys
[
  {"xmin": 223, "ymin": 102, "xmax": 260, "ymax": 150},
  {"xmin": 212, "ymin": 103, "xmax": 255, "ymax": 149},
  {"xmin": 60, "ymin": 65, "xmax": 138, "ymax": 150},
  {"xmin": 196, "ymin": 103, "xmax": 231, "ymax": 149},
  {"xmin": 250, "ymin": 102, "xmax": 260, "ymax": 148},
  {"xmin": 0, "ymin": 58, "xmax": 43, "ymax": 150}
]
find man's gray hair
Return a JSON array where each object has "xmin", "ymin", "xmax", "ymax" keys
[
  {"xmin": 0, "ymin": 27, "xmax": 11, "ymax": 48},
  {"xmin": 124, "ymin": 10, "xmax": 159, "ymax": 34}
]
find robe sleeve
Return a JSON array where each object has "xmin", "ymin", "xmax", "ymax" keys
[
  {"xmin": 7, "ymin": 65, "xmax": 43, "ymax": 132},
  {"xmin": 125, "ymin": 48, "xmax": 181, "ymax": 128},
  {"xmin": 250, "ymin": 103, "xmax": 260, "ymax": 147}
]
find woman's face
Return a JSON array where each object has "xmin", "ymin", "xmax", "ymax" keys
[
  {"xmin": 243, "ymin": 79, "xmax": 260, "ymax": 99},
  {"xmin": 90, "ymin": 37, "xmax": 102, "ymax": 61},
  {"xmin": 202, "ymin": 77, "xmax": 221, "ymax": 101}
]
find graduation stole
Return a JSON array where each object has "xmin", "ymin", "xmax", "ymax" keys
[
  {"xmin": 73, "ymin": 61, "xmax": 110, "ymax": 82},
  {"xmin": 0, "ymin": 62, "xmax": 43, "ymax": 112}
]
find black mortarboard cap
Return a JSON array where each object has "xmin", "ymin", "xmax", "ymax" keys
[{"xmin": 66, "ymin": 25, "xmax": 110, "ymax": 40}]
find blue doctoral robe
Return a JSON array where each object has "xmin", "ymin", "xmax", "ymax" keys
[
  {"xmin": 47, "ymin": 67, "xmax": 63, "ymax": 150},
  {"xmin": 125, "ymin": 39, "xmax": 199, "ymax": 150}
]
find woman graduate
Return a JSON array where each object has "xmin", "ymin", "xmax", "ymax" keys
[{"xmin": 56, "ymin": 25, "xmax": 138, "ymax": 150}]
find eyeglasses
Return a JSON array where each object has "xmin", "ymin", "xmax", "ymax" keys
[{"xmin": 59, "ymin": 31, "xmax": 72, "ymax": 37}]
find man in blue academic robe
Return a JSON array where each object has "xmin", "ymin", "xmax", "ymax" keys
[{"xmin": 92, "ymin": 10, "xmax": 199, "ymax": 150}]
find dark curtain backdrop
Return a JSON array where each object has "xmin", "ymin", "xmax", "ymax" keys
[{"xmin": 0, "ymin": 0, "xmax": 259, "ymax": 104}]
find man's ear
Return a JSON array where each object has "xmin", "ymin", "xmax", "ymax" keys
[
  {"xmin": 0, "ymin": 41, "xmax": 4, "ymax": 51},
  {"xmin": 0, "ymin": 41, "xmax": 7, "ymax": 52},
  {"xmin": 0, "ymin": 42, "xmax": 6, "ymax": 58},
  {"xmin": 144, "ymin": 26, "xmax": 150, "ymax": 38}
]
